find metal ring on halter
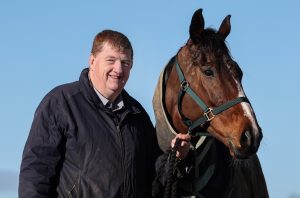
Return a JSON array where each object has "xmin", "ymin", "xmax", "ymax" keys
[
  {"xmin": 204, "ymin": 108, "xmax": 215, "ymax": 121},
  {"xmin": 180, "ymin": 80, "xmax": 189, "ymax": 91}
]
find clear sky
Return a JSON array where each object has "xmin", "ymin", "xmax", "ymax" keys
[{"xmin": 0, "ymin": 1, "xmax": 299, "ymax": 198}]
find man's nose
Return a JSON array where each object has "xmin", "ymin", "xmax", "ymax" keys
[{"xmin": 114, "ymin": 60, "xmax": 123, "ymax": 73}]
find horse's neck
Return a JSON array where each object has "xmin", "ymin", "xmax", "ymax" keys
[
  {"xmin": 163, "ymin": 57, "xmax": 189, "ymax": 133},
  {"xmin": 163, "ymin": 56, "xmax": 176, "ymax": 86}
]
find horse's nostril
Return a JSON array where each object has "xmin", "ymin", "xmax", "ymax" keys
[
  {"xmin": 233, "ymin": 128, "xmax": 262, "ymax": 158},
  {"xmin": 240, "ymin": 130, "xmax": 251, "ymax": 148}
]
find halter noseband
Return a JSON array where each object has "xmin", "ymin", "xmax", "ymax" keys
[{"xmin": 175, "ymin": 56, "xmax": 249, "ymax": 136}]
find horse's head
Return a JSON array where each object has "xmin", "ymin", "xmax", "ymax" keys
[{"xmin": 165, "ymin": 9, "xmax": 262, "ymax": 159}]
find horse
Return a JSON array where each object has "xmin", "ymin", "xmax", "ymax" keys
[{"xmin": 152, "ymin": 9, "xmax": 269, "ymax": 198}]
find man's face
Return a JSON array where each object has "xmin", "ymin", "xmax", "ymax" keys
[{"xmin": 89, "ymin": 42, "xmax": 132, "ymax": 100}]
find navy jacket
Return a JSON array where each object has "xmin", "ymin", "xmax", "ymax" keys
[{"xmin": 19, "ymin": 68, "xmax": 161, "ymax": 198}]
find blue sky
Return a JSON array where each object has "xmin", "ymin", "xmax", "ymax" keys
[{"xmin": 0, "ymin": 1, "xmax": 299, "ymax": 198}]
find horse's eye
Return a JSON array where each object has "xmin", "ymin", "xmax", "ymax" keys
[{"xmin": 203, "ymin": 69, "xmax": 214, "ymax": 76}]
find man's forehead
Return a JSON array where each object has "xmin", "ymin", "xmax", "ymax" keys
[
  {"xmin": 103, "ymin": 43, "xmax": 131, "ymax": 55},
  {"xmin": 101, "ymin": 47, "xmax": 131, "ymax": 62}
]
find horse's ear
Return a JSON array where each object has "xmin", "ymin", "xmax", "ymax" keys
[
  {"xmin": 189, "ymin": 9, "xmax": 205, "ymax": 43},
  {"xmin": 218, "ymin": 15, "xmax": 231, "ymax": 40}
]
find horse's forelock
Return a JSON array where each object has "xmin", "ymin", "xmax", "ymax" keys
[{"xmin": 189, "ymin": 28, "xmax": 230, "ymax": 60}]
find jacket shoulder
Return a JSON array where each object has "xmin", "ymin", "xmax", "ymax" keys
[
  {"xmin": 34, "ymin": 81, "xmax": 80, "ymax": 116},
  {"xmin": 122, "ymin": 90, "xmax": 147, "ymax": 114}
]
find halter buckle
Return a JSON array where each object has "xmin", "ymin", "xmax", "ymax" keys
[
  {"xmin": 180, "ymin": 80, "xmax": 189, "ymax": 91},
  {"xmin": 204, "ymin": 108, "xmax": 215, "ymax": 121}
]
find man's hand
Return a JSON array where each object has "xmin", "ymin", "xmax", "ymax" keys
[{"xmin": 171, "ymin": 133, "xmax": 191, "ymax": 160}]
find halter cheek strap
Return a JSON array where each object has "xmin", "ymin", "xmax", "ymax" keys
[{"xmin": 175, "ymin": 57, "xmax": 249, "ymax": 136}]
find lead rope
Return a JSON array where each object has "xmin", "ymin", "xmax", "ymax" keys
[
  {"xmin": 152, "ymin": 138, "xmax": 216, "ymax": 198},
  {"xmin": 163, "ymin": 138, "xmax": 182, "ymax": 198}
]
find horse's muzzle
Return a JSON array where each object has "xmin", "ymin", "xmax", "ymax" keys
[{"xmin": 232, "ymin": 127, "xmax": 263, "ymax": 159}]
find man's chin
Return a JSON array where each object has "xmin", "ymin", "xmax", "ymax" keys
[{"xmin": 108, "ymin": 86, "xmax": 123, "ymax": 95}]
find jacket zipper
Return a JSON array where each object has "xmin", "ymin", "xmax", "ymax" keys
[
  {"xmin": 112, "ymin": 110, "xmax": 139, "ymax": 197},
  {"xmin": 116, "ymin": 124, "xmax": 125, "ymax": 198},
  {"xmin": 115, "ymin": 111, "xmax": 129, "ymax": 198}
]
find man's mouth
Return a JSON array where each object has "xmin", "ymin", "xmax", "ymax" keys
[{"xmin": 109, "ymin": 74, "xmax": 122, "ymax": 80}]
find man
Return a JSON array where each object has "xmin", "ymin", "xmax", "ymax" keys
[{"xmin": 19, "ymin": 30, "xmax": 190, "ymax": 198}]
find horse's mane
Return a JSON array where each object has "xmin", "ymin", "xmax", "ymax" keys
[{"xmin": 163, "ymin": 56, "xmax": 175, "ymax": 86}]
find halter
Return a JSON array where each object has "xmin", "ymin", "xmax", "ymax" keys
[{"xmin": 175, "ymin": 56, "xmax": 249, "ymax": 136}]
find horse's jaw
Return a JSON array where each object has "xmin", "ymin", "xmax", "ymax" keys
[
  {"xmin": 228, "ymin": 140, "xmax": 249, "ymax": 159},
  {"xmin": 206, "ymin": 126, "xmax": 260, "ymax": 159}
]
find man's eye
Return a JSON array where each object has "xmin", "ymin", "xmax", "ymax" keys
[
  {"xmin": 107, "ymin": 59, "xmax": 115, "ymax": 64},
  {"xmin": 122, "ymin": 61, "xmax": 130, "ymax": 67}
]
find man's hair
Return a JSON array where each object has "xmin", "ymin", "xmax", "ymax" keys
[{"xmin": 91, "ymin": 30, "xmax": 133, "ymax": 59}]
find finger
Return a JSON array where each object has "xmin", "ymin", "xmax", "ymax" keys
[
  {"xmin": 171, "ymin": 137, "xmax": 180, "ymax": 147},
  {"xmin": 180, "ymin": 141, "xmax": 190, "ymax": 148},
  {"xmin": 171, "ymin": 134, "xmax": 191, "ymax": 149},
  {"xmin": 171, "ymin": 137, "xmax": 181, "ymax": 148},
  {"xmin": 176, "ymin": 148, "xmax": 189, "ymax": 159},
  {"xmin": 176, "ymin": 142, "xmax": 190, "ymax": 159},
  {"xmin": 176, "ymin": 133, "xmax": 191, "ymax": 141}
]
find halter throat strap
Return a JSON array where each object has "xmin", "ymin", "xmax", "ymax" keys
[{"xmin": 175, "ymin": 57, "xmax": 249, "ymax": 135}]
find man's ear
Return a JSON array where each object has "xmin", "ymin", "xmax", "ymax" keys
[{"xmin": 89, "ymin": 54, "xmax": 95, "ymax": 70}]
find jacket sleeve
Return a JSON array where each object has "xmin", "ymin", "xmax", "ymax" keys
[
  {"xmin": 141, "ymin": 112, "xmax": 162, "ymax": 198},
  {"xmin": 19, "ymin": 97, "xmax": 64, "ymax": 198}
]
